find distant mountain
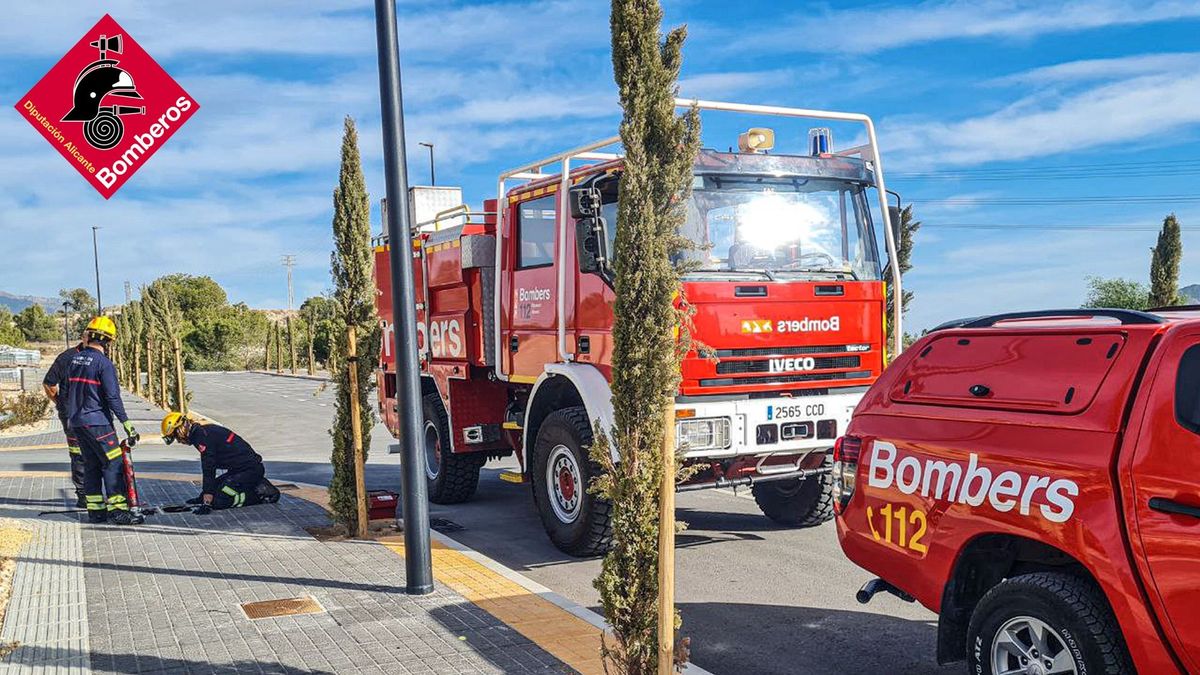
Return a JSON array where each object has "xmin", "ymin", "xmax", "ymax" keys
[
  {"xmin": 0, "ymin": 291, "xmax": 58, "ymax": 314},
  {"xmin": 1181, "ymin": 284, "xmax": 1200, "ymax": 304}
]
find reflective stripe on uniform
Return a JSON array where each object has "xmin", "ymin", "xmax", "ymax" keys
[
  {"xmin": 106, "ymin": 494, "xmax": 128, "ymax": 511},
  {"xmin": 68, "ymin": 446, "xmax": 82, "ymax": 455},
  {"xmin": 234, "ymin": 492, "xmax": 245, "ymax": 507},
  {"xmin": 106, "ymin": 446, "xmax": 123, "ymax": 460},
  {"xmin": 221, "ymin": 485, "xmax": 239, "ymax": 497},
  {"xmin": 86, "ymin": 494, "xmax": 105, "ymax": 510}
]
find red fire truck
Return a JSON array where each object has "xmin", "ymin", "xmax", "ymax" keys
[{"xmin": 374, "ymin": 99, "xmax": 903, "ymax": 555}]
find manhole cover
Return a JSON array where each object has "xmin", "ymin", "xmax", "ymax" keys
[
  {"xmin": 240, "ymin": 596, "xmax": 324, "ymax": 620},
  {"xmin": 430, "ymin": 518, "xmax": 463, "ymax": 533},
  {"xmin": 273, "ymin": 483, "xmax": 300, "ymax": 491}
]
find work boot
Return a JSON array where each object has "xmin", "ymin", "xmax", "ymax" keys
[
  {"xmin": 185, "ymin": 495, "xmax": 204, "ymax": 505},
  {"xmin": 75, "ymin": 494, "xmax": 88, "ymax": 509},
  {"xmin": 87, "ymin": 510, "xmax": 107, "ymax": 524},
  {"xmin": 109, "ymin": 510, "xmax": 144, "ymax": 526},
  {"xmin": 255, "ymin": 479, "xmax": 281, "ymax": 504}
]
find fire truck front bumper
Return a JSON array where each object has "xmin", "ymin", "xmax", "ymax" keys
[{"xmin": 673, "ymin": 388, "xmax": 865, "ymax": 460}]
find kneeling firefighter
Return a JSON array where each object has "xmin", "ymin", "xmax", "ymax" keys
[
  {"xmin": 161, "ymin": 413, "xmax": 279, "ymax": 514},
  {"xmin": 63, "ymin": 316, "xmax": 142, "ymax": 525}
]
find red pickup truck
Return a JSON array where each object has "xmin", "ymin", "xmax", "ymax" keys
[{"xmin": 834, "ymin": 309, "xmax": 1200, "ymax": 675}]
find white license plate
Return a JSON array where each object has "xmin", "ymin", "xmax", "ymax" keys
[{"xmin": 766, "ymin": 402, "xmax": 827, "ymax": 422}]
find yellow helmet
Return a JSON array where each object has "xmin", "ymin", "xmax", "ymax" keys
[
  {"xmin": 161, "ymin": 412, "xmax": 187, "ymax": 444},
  {"xmin": 86, "ymin": 315, "xmax": 117, "ymax": 341}
]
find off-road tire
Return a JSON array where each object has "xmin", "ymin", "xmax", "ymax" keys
[
  {"xmin": 967, "ymin": 572, "xmax": 1133, "ymax": 675},
  {"xmin": 530, "ymin": 406, "xmax": 612, "ymax": 557},
  {"xmin": 751, "ymin": 453, "xmax": 834, "ymax": 526},
  {"xmin": 423, "ymin": 393, "xmax": 485, "ymax": 505}
]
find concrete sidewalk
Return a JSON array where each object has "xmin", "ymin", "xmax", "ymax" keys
[
  {"xmin": 0, "ymin": 390, "xmax": 166, "ymax": 452},
  {"xmin": 0, "ymin": 474, "xmax": 578, "ymax": 674}
]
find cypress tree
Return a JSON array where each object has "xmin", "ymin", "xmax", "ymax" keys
[
  {"xmin": 885, "ymin": 205, "xmax": 920, "ymax": 349},
  {"xmin": 328, "ymin": 116, "xmax": 379, "ymax": 531},
  {"xmin": 590, "ymin": 1, "xmax": 700, "ymax": 672},
  {"xmin": 1149, "ymin": 213, "xmax": 1182, "ymax": 307}
]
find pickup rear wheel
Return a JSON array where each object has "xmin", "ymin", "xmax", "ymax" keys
[
  {"xmin": 422, "ymin": 393, "xmax": 485, "ymax": 505},
  {"xmin": 751, "ymin": 454, "xmax": 834, "ymax": 527},
  {"xmin": 967, "ymin": 572, "xmax": 1133, "ymax": 675},
  {"xmin": 530, "ymin": 406, "xmax": 611, "ymax": 557}
]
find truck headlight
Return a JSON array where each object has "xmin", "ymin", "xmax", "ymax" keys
[{"xmin": 676, "ymin": 417, "xmax": 731, "ymax": 451}]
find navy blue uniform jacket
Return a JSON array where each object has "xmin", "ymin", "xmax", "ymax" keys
[
  {"xmin": 187, "ymin": 424, "xmax": 264, "ymax": 494},
  {"xmin": 42, "ymin": 344, "xmax": 83, "ymax": 422},
  {"xmin": 62, "ymin": 346, "xmax": 128, "ymax": 429}
]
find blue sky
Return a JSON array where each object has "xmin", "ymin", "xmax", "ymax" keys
[{"xmin": 2, "ymin": 0, "xmax": 1199, "ymax": 332}]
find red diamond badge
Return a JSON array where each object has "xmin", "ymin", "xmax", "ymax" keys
[{"xmin": 14, "ymin": 14, "xmax": 199, "ymax": 199}]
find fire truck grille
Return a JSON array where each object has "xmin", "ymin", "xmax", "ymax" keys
[
  {"xmin": 713, "ymin": 344, "xmax": 859, "ymax": 358},
  {"xmin": 699, "ymin": 370, "xmax": 872, "ymax": 388},
  {"xmin": 715, "ymin": 355, "xmax": 861, "ymax": 375}
]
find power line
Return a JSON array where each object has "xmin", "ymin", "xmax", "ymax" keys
[
  {"xmin": 909, "ymin": 194, "xmax": 1200, "ymax": 205},
  {"xmin": 281, "ymin": 254, "xmax": 296, "ymax": 311}
]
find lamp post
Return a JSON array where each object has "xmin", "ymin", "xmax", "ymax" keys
[
  {"xmin": 374, "ymin": 0, "xmax": 434, "ymax": 595},
  {"xmin": 418, "ymin": 141, "xmax": 435, "ymax": 186},
  {"xmin": 91, "ymin": 226, "xmax": 102, "ymax": 314},
  {"xmin": 61, "ymin": 301, "xmax": 72, "ymax": 349}
]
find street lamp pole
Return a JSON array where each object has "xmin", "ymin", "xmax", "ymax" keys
[
  {"xmin": 61, "ymin": 302, "xmax": 71, "ymax": 348},
  {"xmin": 374, "ymin": 0, "xmax": 434, "ymax": 595},
  {"xmin": 91, "ymin": 226, "xmax": 102, "ymax": 315},
  {"xmin": 418, "ymin": 142, "xmax": 435, "ymax": 186}
]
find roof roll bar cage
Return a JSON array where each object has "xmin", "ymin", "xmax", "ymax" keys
[
  {"xmin": 935, "ymin": 309, "xmax": 1167, "ymax": 331},
  {"xmin": 492, "ymin": 98, "xmax": 903, "ymax": 382}
]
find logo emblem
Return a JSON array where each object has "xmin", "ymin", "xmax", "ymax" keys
[
  {"xmin": 740, "ymin": 319, "xmax": 773, "ymax": 334},
  {"xmin": 14, "ymin": 14, "xmax": 198, "ymax": 198}
]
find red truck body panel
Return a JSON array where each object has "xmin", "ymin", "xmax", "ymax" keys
[{"xmin": 837, "ymin": 317, "xmax": 1198, "ymax": 673}]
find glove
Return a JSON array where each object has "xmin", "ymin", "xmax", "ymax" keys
[
  {"xmin": 193, "ymin": 504, "xmax": 212, "ymax": 516},
  {"xmin": 185, "ymin": 495, "xmax": 204, "ymax": 505},
  {"xmin": 123, "ymin": 421, "xmax": 140, "ymax": 446}
]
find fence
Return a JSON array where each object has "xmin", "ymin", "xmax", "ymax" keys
[
  {"xmin": 0, "ymin": 369, "xmax": 19, "ymax": 385},
  {"xmin": 0, "ymin": 346, "xmax": 41, "ymax": 367}
]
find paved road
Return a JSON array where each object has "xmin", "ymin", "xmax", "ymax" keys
[{"xmin": 2, "ymin": 372, "xmax": 956, "ymax": 675}]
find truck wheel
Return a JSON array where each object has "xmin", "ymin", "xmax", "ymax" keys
[
  {"xmin": 422, "ymin": 393, "xmax": 485, "ymax": 505},
  {"xmin": 967, "ymin": 572, "xmax": 1133, "ymax": 675},
  {"xmin": 530, "ymin": 407, "xmax": 611, "ymax": 557},
  {"xmin": 751, "ymin": 454, "xmax": 834, "ymax": 527}
]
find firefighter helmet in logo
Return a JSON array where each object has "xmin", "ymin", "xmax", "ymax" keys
[{"xmin": 60, "ymin": 34, "xmax": 145, "ymax": 150}]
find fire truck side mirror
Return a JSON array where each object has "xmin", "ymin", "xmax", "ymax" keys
[
  {"xmin": 575, "ymin": 217, "xmax": 608, "ymax": 276},
  {"xmin": 887, "ymin": 205, "xmax": 902, "ymax": 242},
  {"xmin": 569, "ymin": 186, "xmax": 602, "ymax": 219}
]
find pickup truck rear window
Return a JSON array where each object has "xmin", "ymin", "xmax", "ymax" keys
[{"xmin": 890, "ymin": 332, "xmax": 1126, "ymax": 414}]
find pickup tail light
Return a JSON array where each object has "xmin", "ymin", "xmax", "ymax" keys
[{"xmin": 832, "ymin": 435, "xmax": 863, "ymax": 514}]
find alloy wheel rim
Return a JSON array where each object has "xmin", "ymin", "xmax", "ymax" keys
[{"xmin": 991, "ymin": 615, "xmax": 1079, "ymax": 675}]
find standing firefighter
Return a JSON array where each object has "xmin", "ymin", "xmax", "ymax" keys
[
  {"xmin": 64, "ymin": 316, "xmax": 142, "ymax": 525},
  {"xmin": 42, "ymin": 337, "xmax": 85, "ymax": 507},
  {"xmin": 161, "ymin": 413, "xmax": 280, "ymax": 514}
]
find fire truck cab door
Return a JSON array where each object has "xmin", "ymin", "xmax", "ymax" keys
[
  {"xmin": 504, "ymin": 194, "xmax": 560, "ymax": 381},
  {"xmin": 1127, "ymin": 331, "xmax": 1200, "ymax": 672}
]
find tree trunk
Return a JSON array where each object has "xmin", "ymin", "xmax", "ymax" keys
[
  {"xmin": 274, "ymin": 322, "xmax": 282, "ymax": 374},
  {"xmin": 307, "ymin": 320, "xmax": 316, "ymax": 376},
  {"xmin": 133, "ymin": 340, "xmax": 142, "ymax": 396},
  {"xmin": 348, "ymin": 325, "xmax": 368, "ymax": 538},
  {"xmin": 174, "ymin": 338, "xmax": 186, "ymax": 415},
  {"xmin": 658, "ymin": 400, "xmax": 677, "ymax": 672},
  {"xmin": 287, "ymin": 316, "xmax": 297, "ymax": 374},
  {"xmin": 160, "ymin": 342, "xmax": 169, "ymax": 408},
  {"xmin": 146, "ymin": 338, "xmax": 157, "ymax": 405}
]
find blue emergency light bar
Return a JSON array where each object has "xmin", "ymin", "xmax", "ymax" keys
[{"xmin": 809, "ymin": 127, "xmax": 833, "ymax": 156}]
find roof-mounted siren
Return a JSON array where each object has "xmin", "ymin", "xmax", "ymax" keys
[
  {"xmin": 737, "ymin": 127, "xmax": 775, "ymax": 154},
  {"xmin": 809, "ymin": 127, "xmax": 833, "ymax": 156},
  {"xmin": 90, "ymin": 34, "xmax": 123, "ymax": 60}
]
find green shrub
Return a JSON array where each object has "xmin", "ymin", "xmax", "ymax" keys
[{"xmin": 0, "ymin": 392, "xmax": 50, "ymax": 430}]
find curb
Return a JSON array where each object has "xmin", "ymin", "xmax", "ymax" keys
[{"xmin": 242, "ymin": 370, "xmax": 330, "ymax": 382}]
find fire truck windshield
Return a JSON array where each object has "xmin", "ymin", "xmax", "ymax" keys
[{"xmin": 679, "ymin": 174, "xmax": 881, "ymax": 280}]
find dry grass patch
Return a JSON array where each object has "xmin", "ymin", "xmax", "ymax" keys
[{"xmin": 0, "ymin": 520, "xmax": 32, "ymax": 658}]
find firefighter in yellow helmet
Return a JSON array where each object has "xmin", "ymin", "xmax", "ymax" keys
[
  {"xmin": 162, "ymin": 412, "xmax": 279, "ymax": 514},
  {"xmin": 63, "ymin": 316, "xmax": 142, "ymax": 524}
]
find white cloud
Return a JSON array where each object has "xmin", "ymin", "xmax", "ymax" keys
[
  {"xmin": 728, "ymin": 0, "xmax": 1200, "ymax": 55},
  {"xmin": 883, "ymin": 71, "xmax": 1200, "ymax": 168},
  {"xmin": 990, "ymin": 52, "xmax": 1200, "ymax": 86}
]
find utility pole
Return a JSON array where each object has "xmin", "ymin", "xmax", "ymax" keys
[
  {"xmin": 418, "ymin": 142, "xmax": 435, "ymax": 185},
  {"xmin": 92, "ymin": 226, "xmax": 102, "ymax": 314},
  {"xmin": 61, "ymin": 301, "xmax": 71, "ymax": 348},
  {"xmin": 375, "ymin": 0, "xmax": 434, "ymax": 595},
  {"xmin": 281, "ymin": 254, "xmax": 296, "ymax": 311}
]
